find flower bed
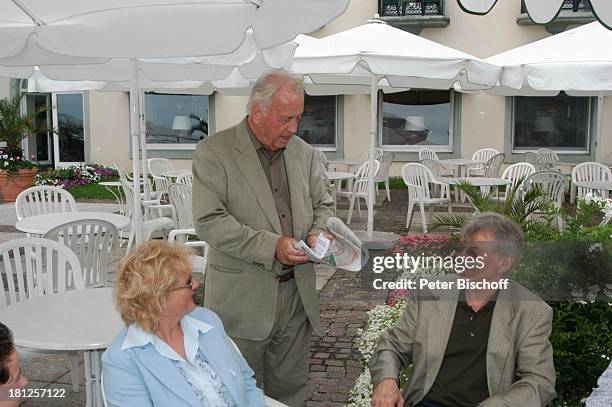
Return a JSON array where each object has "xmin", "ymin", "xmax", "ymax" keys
[
  {"xmin": 0, "ymin": 153, "xmax": 37, "ymax": 174},
  {"xmin": 34, "ymin": 164, "xmax": 116, "ymax": 189}
]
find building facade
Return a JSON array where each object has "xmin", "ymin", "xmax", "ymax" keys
[{"xmin": 1, "ymin": 0, "xmax": 610, "ymax": 175}]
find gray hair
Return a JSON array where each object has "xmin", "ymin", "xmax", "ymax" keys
[
  {"xmin": 247, "ymin": 69, "xmax": 304, "ymax": 114},
  {"xmin": 461, "ymin": 212, "xmax": 524, "ymax": 263}
]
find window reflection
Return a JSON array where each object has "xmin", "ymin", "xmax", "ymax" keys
[
  {"xmin": 297, "ymin": 95, "xmax": 336, "ymax": 149},
  {"xmin": 57, "ymin": 94, "xmax": 84, "ymax": 162},
  {"xmin": 381, "ymin": 90, "xmax": 451, "ymax": 150},
  {"xmin": 145, "ymin": 93, "xmax": 209, "ymax": 144},
  {"xmin": 513, "ymin": 93, "xmax": 590, "ymax": 152}
]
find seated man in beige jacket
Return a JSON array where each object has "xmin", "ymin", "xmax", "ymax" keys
[{"xmin": 370, "ymin": 213, "xmax": 556, "ymax": 407}]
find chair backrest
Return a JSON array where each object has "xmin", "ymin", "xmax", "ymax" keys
[
  {"xmin": 315, "ymin": 148, "xmax": 329, "ymax": 171},
  {"xmin": 502, "ymin": 162, "xmax": 536, "ymax": 189},
  {"xmin": 113, "ymin": 162, "xmax": 129, "ymax": 182},
  {"xmin": 15, "ymin": 186, "xmax": 77, "ymax": 221},
  {"xmin": 523, "ymin": 171, "xmax": 566, "ymax": 208},
  {"xmin": 537, "ymin": 148, "xmax": 559, "ymax": 165},
  {"xmin": 420, "ymin": 158, "xmax": 446, "ymax": 180},
  {"xmin": 175, "ymin": 173, "xmax": 193, "ymax": 186},
  {"xmin": 146, "ymin": 158, "xmax": 174, "ymax": 178},
  {"xmin": 352, "ymin": 160, "xmax": 380, "ymax": 195},
  {"xmin": 119, "ymin": 179, "xmax": 135, "ymax": 219},
  {"xmin": 401, "ymin": 163, "xmax": 436, "ymax": 201},
  {"xmin": 418, "ymin": 148, "xmax": 439, "ymax": 161},
  {"xmin": 373, "ymin": 152, "xmax": 394, "ymax": 182},
  {"xmin": 572, "ymin": 162, "xmax": 612, "ymax": 184},
  {"xmin": 481, "ymin": 153, "xmax": 506, "ymax": 177},
  {"xmin": 168, "ymin": 183, "xmax": 194, "ymax": 229},
  {"xmin": 525, "ymin": 152, "xmax": 545, "ymax": 171},
  {"xmin": 472, "ymin": 148, "xmax": 498, "ymax": 165},
  {"xmin": 44, "ymin": 219, "xmax": 119, "ymax": 288},
  {"xmin": 359, "ymin": 148, "xmax": 384, "ymax": 162},
  {"xmin": 0, "ymin": 237, "xmax": 84, "ymax": 307}
]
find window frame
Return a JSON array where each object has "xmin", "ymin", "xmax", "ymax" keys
[{"xmin": 299, "ymin": 95, "xmax": 339, "ymax": 152}]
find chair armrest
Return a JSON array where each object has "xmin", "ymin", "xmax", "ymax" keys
[{"xmin": 142, "ymin": 202, "xmax": 177, "ymax": 227}]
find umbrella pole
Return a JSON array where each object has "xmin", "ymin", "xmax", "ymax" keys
[
  {"xmin": 367, "ymin": 75, "xmax": 379, "ymax": 238},
  {"xmin": 138, "ymin": 71, "xmax": 150, "ymax": 201},
  {"xmin": 597, "ymin": 93, "xmax": 604, "ymax": 161},
  {"xmin": 129, "ymin": 59, "xmax": 143, "ymax": 244}
]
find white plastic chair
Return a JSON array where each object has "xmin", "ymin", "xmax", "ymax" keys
[
  {"xmin": 401, "ymin": 163, "xmax": 452, "ymax": 233},
  {"xmin": 500, "ymin": 162, "xmax": 536, "ymax": 201},
  {"xmin": 571, "ymin": 162, "xmax": 612, "ymax": 198},
  {"xmin": 522, "ymin": 171, "xmax": 567, "ymax": 229},
  {"xmin": 114, "ymin": 162, "xmax": 157, "ymax": 200},
  {"xmin": 358, "ymin": 148, "xmax": 384, "ymax": 163},
  {"xmin": 15, "ymin": 186, "xmax": 77, "ymax": 221},
  {"xmin": 420, "ymin": 158, "xmax": 453, "ymax": 198},
  {"xmin": 119, "ymin": 179, "xmax": 175, "ymax": 250},
  {"xmin": 336, "ymin": 160, "xmax": 380, "ymax": 224},
  {"xmin": 525, "ymin": 152, "xmax": 546, "ymax": 171},
  {"xmin": 44, "ymin": 219, "xmax": 119, "ymax": 288},
  {"xmin": 373, "ymin": 152, "xmax": 394, "ymax": 202},
  {"xmin": 467, "ymin": 148, "xmax": 499, "ymax": 176},
  {"xmin": 147, "ymin": 158, "xmax": 174, "ymax": 200},
  {"xmin": 479, "ymin": 153, "xmax": 506, "ymax": 178},
  {"xmin": 418, "ymin": 147, "xmax": 439, "ymax": 161},
  {"xmin": 0, "ymin": 237, "xmax": 84, "ymax": 392},
  {"xmin": 537, "ymin": 148, "xmax": 560, "ymax": 170},
  {"xmin": 175, "ymin": 173, "xmax": 193, "ymax": 186}
]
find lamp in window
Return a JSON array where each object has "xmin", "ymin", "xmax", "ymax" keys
[
  {"xmin": 402, "ymin": 115, "xmax": 430, "ymax": 145},
  {"xmin": 533, "ymin": 116, "xmax": 556, "ymax": 146},
  {"xmin": 172, "ymin": 115, "xmax": 192, "ymax": 143}
]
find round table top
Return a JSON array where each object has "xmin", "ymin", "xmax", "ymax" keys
[
  {"xmin": 439, "ymin": 159, "xmax": 482, "ymax": 166},
  {"xmin": 15, "ymin": 211, "xmax": 131, "ymax": 235},
  {"xmin": 442, "ymin": 177, "xmax": 510, "ymax": 187},
  {"xmin": 324, "ymin": 171, "xmax": 355, "ymax": 181},
  {"xmin": 0, "ymin": 288, "xmax": 124, "ymax": 351},
  {"xmin": 574, "ymin": 180, "xmax": 612, "ymax": 190},
  {"xmin": 162, "ymin": 169, "xmax": 192, "ymax": 178},
  {"xmin": 99, "ymin": 181, "xmax": 122, "ymax": 187}
]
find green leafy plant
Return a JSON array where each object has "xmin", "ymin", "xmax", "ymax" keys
[
  {"xmin": 0, "ymin": 93, "xmax": 49, "ymax": 158},
  {"xmin": 429, "ymin": 179, "xmax": 556, "ymax": 233}
]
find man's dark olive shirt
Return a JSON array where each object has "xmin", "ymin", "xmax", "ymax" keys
[
  {"xmin": 246, "ymin": 120, "xmax": 294, "ymax": 239},
  {"xmin": 424, "ymin": 291, "xmax": 497, "ymax": 407}
]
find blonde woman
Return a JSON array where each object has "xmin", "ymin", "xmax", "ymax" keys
[{"xmin": 102, "ymin": 241, "xmax": 265, "ymax": 406}]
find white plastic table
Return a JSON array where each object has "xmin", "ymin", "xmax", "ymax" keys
[
  {"xmin": 0, "ymin": 288, "xmax": 124, "ymax": 407},
  {"xmin": 327, "ymin": 159, "xmax": 361, "ymax": 173},
  {"xmin": 438, "ymin": 159, "xmax": 483, "ymax": 201},
  {"xmin": 574, "ymin": 180, "xmax": 612, "ymax": 198},
  {"xmin": 161, "ymin": 169, "xmax": 192, "ymax": 181},
  {"xmin": 99, "ymin": 181, "xmax": 125, "ymax": 214},
  {"xmin": 323, "ymin": 171, "xmax": 355, "ymax": 215},
  {"xmin": 15, "ymin": 211, "xmax": 131, "ymax": 236}
]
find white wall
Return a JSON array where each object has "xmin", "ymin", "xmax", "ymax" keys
[
  {"xmin": 88, "ymin": 91, "xmax": 131, "ymax": 169},
  {"xmin": 0, "ymin": 78, "xmax": 10, "ymax": 99}
]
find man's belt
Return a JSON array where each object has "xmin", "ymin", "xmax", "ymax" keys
[{"xmin": 278, "ymin": 270, "xmax": 295, "ymax": 283}]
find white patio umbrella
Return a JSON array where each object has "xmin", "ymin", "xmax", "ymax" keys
[
  {"xmin": 291, "ymin": 18, "xmax": 501, "ymax": 238},
  {"xmin": 0, "ymin": 0, "xmax": 349, "ymax": 243},
  {"xmin": 457, "ymin": 0, "xmax": 612, "ymax": 30},
  {"xmin": 485, "ymin": 21, "xmax": 612, "ymax": 163}
]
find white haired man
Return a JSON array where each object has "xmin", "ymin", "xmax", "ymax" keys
[
  {"xmin": 192, "ymin": 69, "xmax": 334, "ymax": 406},
  {"xmin": 370, "ymin": 213, "xmax": 556, "ymax": 407}
]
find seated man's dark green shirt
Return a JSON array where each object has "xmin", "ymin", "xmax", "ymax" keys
[{"xmin": 424, "ymin": 291, "xmax": 497, "ymax": 407}]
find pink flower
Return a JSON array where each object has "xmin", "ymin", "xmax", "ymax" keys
[{"xmin": 15, "ymin": 156, "xmax": 20, "ymax": 161}]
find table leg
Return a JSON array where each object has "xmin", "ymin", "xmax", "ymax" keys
[{"xmin": 84, "ymin": 351, "xmax": 93, "ymax": 407}]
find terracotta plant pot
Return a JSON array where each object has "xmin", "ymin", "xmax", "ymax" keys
[{"xmin": 0, "ymin": 168, "xmax": 38, "ymax": 202}]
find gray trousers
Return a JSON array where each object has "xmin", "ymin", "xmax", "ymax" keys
[{"xmin": 232, "ymin": 278, "xmax": 311, "ymax": 407}]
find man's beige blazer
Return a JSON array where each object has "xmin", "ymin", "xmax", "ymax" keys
[
  {"xmin": 369, "ymin": 279, "xmax": 556, "ymax": 406},
  {"xmin": 192, "ymin": 119, "xmax": 333, "ymax": 341}
]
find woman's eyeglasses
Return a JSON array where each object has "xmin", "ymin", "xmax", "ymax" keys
[{"xmin": 171, "ymin": 275, "xmax": 194, "ymax": 291}]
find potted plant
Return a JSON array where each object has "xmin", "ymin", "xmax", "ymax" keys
[{"xmin": 0, "ymin": 93, "xmax": 48, "ymax": 202}]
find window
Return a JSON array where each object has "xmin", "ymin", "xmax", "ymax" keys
[
  {"xmin": 144, "ymin": 93, "xmax": 210, "ymax": 147},
  {"xmin": 297, "ymin": 95, "xmax": 337, "ymax": 150},
  {"xmin": 381, "ymin": 90, "xmax": 452, "ymax": 151},
  {"xmin": 512, "ymin": 93, "xmax": 590, "ymax": 153}
]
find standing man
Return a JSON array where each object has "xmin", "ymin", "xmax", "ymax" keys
[
  {"xmin": 370, "ymin": 213, "xmax": 556, "ymax": 407},
  {"xmin": 192, "ymin": 69, "xmax": 334, "ymax": 406}
]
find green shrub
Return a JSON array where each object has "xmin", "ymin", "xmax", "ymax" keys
[{"xmin": 549, "ymin": 301, "xmax": 612, "ymax": 406}]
